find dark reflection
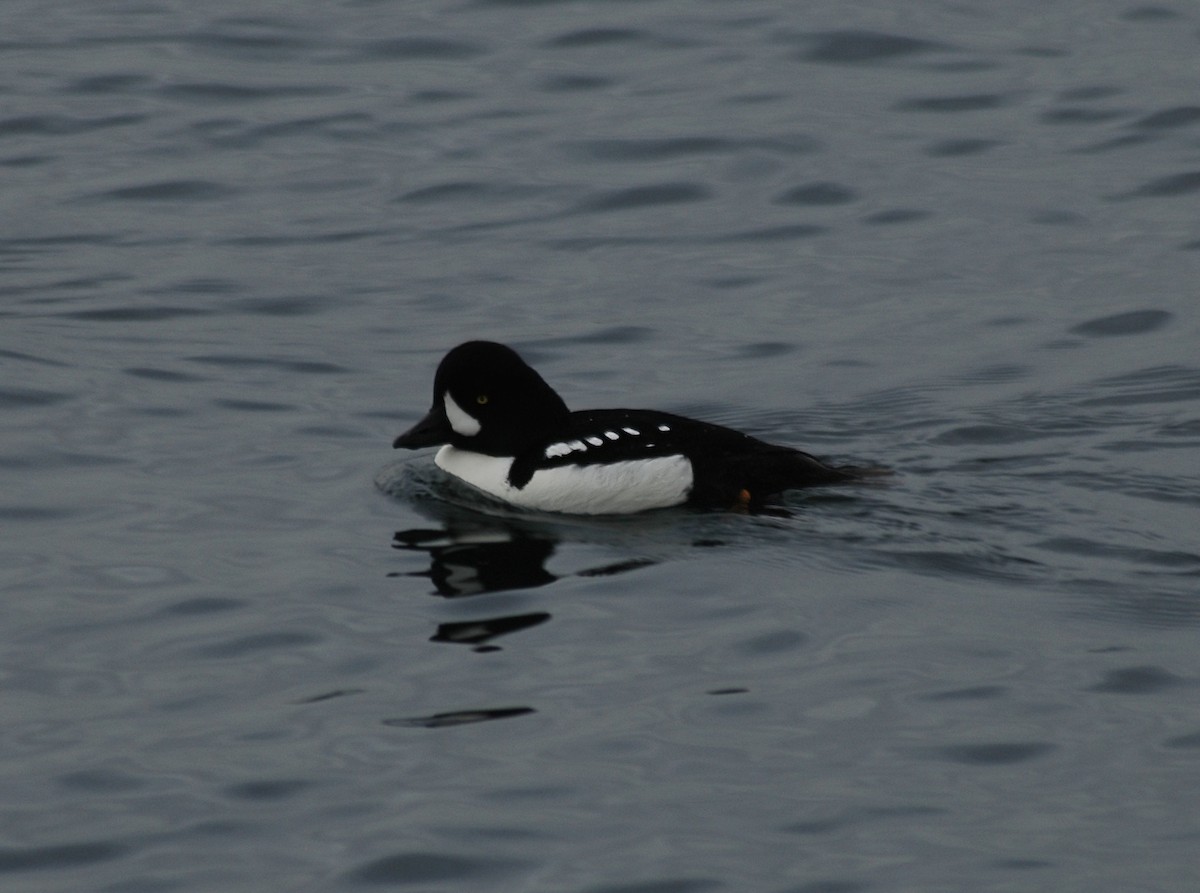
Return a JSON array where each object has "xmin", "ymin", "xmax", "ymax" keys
[
  {"xmin": 389, "ymin": 492, "xmax": 661, "ymax": 650},
  {"xmin": 384, "ymin": 707, "xmax": 535, "ymax": 729},
  {"xmin": 393, "ymin": 526, "xmax": 558, "ymax": 597},
  {"xmin": 391, "ymin": 521, "xmax": 560, "ymax": 651},
  {"xmin": 433, "ymin": 613, "xmax": 551, "ymax": 651},
  {"xmin": 293, "ymin": 688, "xmax": 365, "ymax": 705}
]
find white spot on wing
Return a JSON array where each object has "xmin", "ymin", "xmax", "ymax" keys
[
  {"xmin": 657, "ymin": 424, "xmax": 670, "ymax": 432},
  {"xmin": 622, "ymin": 427, "xmax": 639, "ymax": 436},
  {"xmin": 545, "ymin": 442, "xmax": 572, "ymax": 458},
  {"xmin": 585, "ymin": 436, "xmax": 604, "ymax": 446},
  {"xmin": 604, "ymin": 431, "xmax": 619, "ymax": 440},
  {"xmin": 443, "ymin": 392, "xmax": 480, "ymax": 436},
  {"xmin": 567, "ymin": 440, "xmax": 587, "ymax": 452}
]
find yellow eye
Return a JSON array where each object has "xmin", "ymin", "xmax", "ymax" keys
[{"xmin": 476, "ymin": 394, "xmax": 489, "ymax": 405}]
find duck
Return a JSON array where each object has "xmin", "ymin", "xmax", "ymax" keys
[{"xmin": 393, "ymin": 340, "xmax": 877, "ymax": 514}]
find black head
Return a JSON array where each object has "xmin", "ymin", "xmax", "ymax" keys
[{"xmin": 392, "ymin": 341, "xmax": 571, "ymax": 456}]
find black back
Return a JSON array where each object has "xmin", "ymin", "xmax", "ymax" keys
[{"xmin": 508, "ymin": 408, "xmax": 857, "ymax": 505}]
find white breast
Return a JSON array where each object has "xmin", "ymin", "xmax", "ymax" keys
[{"xmin": 434, "ymin": 445, "xmax": 693, "ymax": 514}]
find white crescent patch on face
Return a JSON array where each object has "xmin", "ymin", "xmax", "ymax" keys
[{"xmin": 443, "ymin": 392, "xmax": 481, "ymax": 437}]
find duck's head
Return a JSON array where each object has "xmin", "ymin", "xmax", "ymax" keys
[{"xmin": 392, "ymin": 341, "xmax": 570, "ymax": 456}]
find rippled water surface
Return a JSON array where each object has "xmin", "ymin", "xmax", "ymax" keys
[{"xmin": 3, "ymin": 1, "xmax": 1199, "ymax": 891}]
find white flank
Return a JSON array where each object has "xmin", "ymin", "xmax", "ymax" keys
[
  {"xmin": 443, "ymin": 392, "xmax": 481, "ymax": 436},
  {"xmin": 435, "ymin": 446, "xmax": 693, "ymax": 514}
]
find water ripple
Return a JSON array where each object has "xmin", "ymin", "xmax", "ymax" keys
[
  {"xmin": 60, "ymin": 306, "xmax": 210, "ymax": 322},
  {"xmin": 195, "ymin": 631, "xmax": 321, "ymax": 659},
  {"xmin": 923, "ymin": 138, "xmax": 1003, "ymax": 157},
  {"xmin": 544, "ymin": 27, "xmax": 655, "ymax": 49},
  {"xmin": 774, "ymin": 182, "xmax": 857, "ymax": 206},
  {"xmin": 1130, "ymin": 106, "xmax": 1200, "ymax": 130},
  {"xmin": 574, "ymin": 183, "xmax": 712, "ymax": 214},
  {"xmin": 1071, "ymin": 309, "xmax": 1173, "ymax": 337},
  {"xmin": 348, "ymin": 851, "xmax": 531, "ymax": 885},
  {"xmin": 0, "ymin": 840, "xmax": 127, "ymax": 873},
  {"xmin": 89, "ymin": 180, "xmax": 238, "ymax": 202},
  {"xmin": 791, "ymin": 30, "xmax": 950, "ymax": 65},
  {"xmin": 158, "ymin": 82, "xmax": 335, "ymax": 103},
  {"xmin": 1086, "ymin": 665, "xmax": 1186, "ymax": 694},
  {"xmin": 563, "ymin": 137, "xmax": 734, "ymax": 162},
  {"xmin": 0, "ymin": 387, "xmax": 71, "ymax": 408},
  {"xmin": 0, "ymin": 113, "xmax": 144, "ymax": 136},
  {"xmin": 895, "ymin": 93, "xmax": 1011, "ymax": 113},
  {"xmin": 929, "ymin": 742, "xmax": 1057, "ymax": 765},
  {"xmin": 1121, "ymin": 171, "xmax": 1200, "ymax": 199},
  {"xmin": 359, "ymin": 37, "xmax": 486, "ymax": 60}
]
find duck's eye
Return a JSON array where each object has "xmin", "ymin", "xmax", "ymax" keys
[{"xmin": 475, "ymin": 394, "xmax": 489, "ymax": 405}]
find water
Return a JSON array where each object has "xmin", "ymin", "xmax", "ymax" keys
[{"xmin": 3, "ymin": 1, "xmax": 1199, "ymax": 890}]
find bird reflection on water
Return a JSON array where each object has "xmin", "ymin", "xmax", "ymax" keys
[{"xmin": 388, "ymin": 491, "xmax": 659, "ymax": 652}]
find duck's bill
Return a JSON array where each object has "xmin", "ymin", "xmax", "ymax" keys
[{"xmin": 392, "ymin": 408, "xmax": 452, "ymax": 449}]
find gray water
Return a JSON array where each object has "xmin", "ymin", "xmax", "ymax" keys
[{"xmin": 3, "ymin": 1, "xmax": 1199, "ymax": 891}]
